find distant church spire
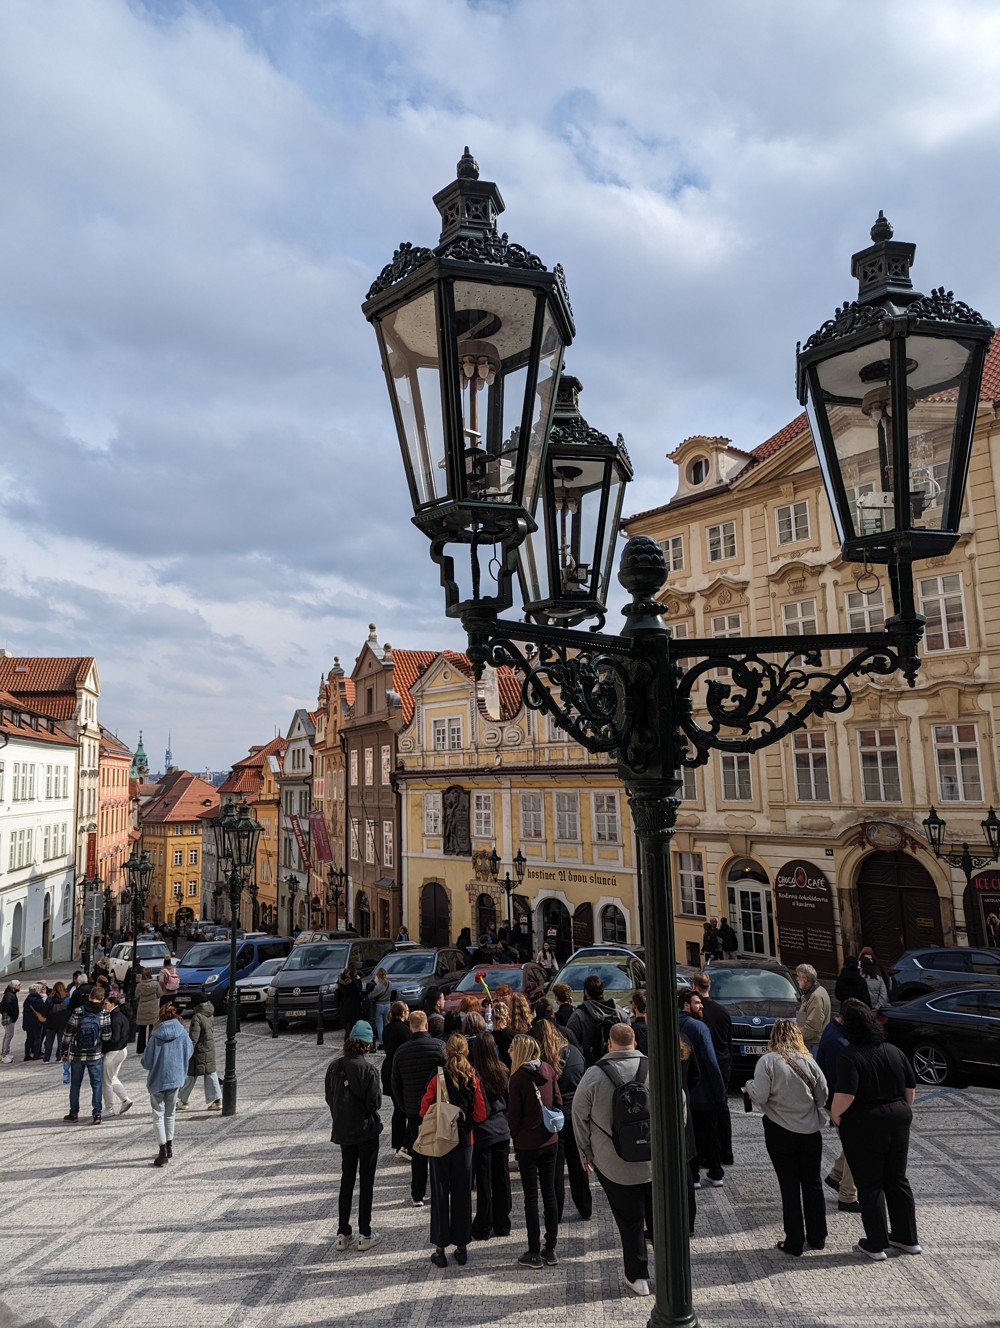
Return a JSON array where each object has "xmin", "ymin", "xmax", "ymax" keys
[
  {"xmin": 130, "ymin": 731, "xmax": 149, "ymax": 782},
  {"xmin": 164, "ymin": 729, "xmax": 173, "ymax": 772}
]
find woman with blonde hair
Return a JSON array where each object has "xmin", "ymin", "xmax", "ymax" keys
[
  {"xmin": 418, "ymin": 1031, "xmax": 487, "ymax": 1269},
  {"xmin": 508, "ymin": 1033, "xmax": 562, "ymax": 1269},
  {"xmin": 533, "ymin": 1018, "xmax": 591, "ymax": 1221},
  {"xmin": 744, "ymin": 1018, "xmax": 829, "ymax": 1256},
  {"xmin": 509, "ymin": 993, "xmax": 533, "ymax": 1035},
  {"xmin": 492, "ymin": 999, "xmax": 514, "ymax": 1065}
]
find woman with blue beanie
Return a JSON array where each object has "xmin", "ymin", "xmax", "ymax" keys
[{"xmin": 325, "ymin": 1020, "xmax": 384, "ymax": 1252}]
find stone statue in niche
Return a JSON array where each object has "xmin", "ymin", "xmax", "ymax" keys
[{"xmin": 443, "ymin": 785, "xmax": 471, "ymax": 856}]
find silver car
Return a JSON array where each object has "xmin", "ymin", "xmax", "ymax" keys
[{"xmin": 235, "ymin": 957, "xmax": 288, "ymax": 1016}]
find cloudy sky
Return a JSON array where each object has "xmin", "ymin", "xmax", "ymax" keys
[{"xmin": 3, "ymin": 0, "xmax": 1000, "ymax": 773}]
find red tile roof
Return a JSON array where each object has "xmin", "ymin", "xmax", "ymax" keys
[
  {"xmin": 141, "ymin": 769, "xmax": 219, "ymax": 824},
  {"xmin": 0, "ymin": 690, "xmax": 76, "ymax": 746},
  {"xmin": 387, "ymin": 650, "xmax": 440, "ymax": 726},
  {"xmin": 981, "ymin": 329, "xmax": 1000, "ymax": 401},
  {"xmin": 218, "ymin": 737, "xmax": 287, "ymax": 797},
  {"xmin": 0, "ymin": 657, "xmax": 93, "ymax": 693},
  {"xmin": 10, "ymin": 692, "xmax": 77, "ymax": 720}
]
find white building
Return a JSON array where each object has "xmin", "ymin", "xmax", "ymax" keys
[
  {"xmin": 0, "ymin": 692, "xmax": 78, "ymax": 976},
  {"xmin": 277, "ymin": 708, "xmax": 316, "ymax": 932}
]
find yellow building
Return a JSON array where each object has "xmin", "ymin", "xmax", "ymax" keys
[
  {"xmin": 217, "ymin": 737, "xmax": 286, "ymax": 929},
  {"xmin": 623, "ymin": 332, "xmax": 1000, "ymax": 972},
  {"xmin": 140, "ymin": 769, "xmax": 219, "ymax": 927},
  {"xmin": 396, "ymin": 652, "xmax": 639, "ymax": 958}
]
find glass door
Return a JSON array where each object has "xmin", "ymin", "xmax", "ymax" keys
[{"xmin": 728, "ymin": 886, "xmax": 774, "ymax": 957}]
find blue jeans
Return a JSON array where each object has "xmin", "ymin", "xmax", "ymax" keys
[
  {"xmin": 69, "ymin": 1060, "xmax": 103, "ymax": 1116},
  {"xmin": 374, "ymin": 1003, "xmax": 390, "ymax": 1043}
]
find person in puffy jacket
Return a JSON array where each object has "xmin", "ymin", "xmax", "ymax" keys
[
  {"xmin": 507, "ymin": 1033, "xmax": 562, "ymax": 1270},
  {"xmin": 135, "ymin": 970, "xmax": 160, "ymax": 1053},
  {"xmin": 326, "ymin": 1020, "xmax": 384, "ymax": 1253},
  {"xmin": 835, "ymin": 956, "xmax": 872, "ymax": 1009},
  {"xmin": 177, "ymin": 997, "xmax": 222, "ymax": 1110},
  {"xmin": 336, "ymin": 963, "xmax": 363, "ymax": 1042},
  {"xmin": 140, "ymin": 1003, "xmax": 194, "ymax": 1167},
  {"xmin": 22, "ymin": 985, "xmax": 48, "ymax": 1061},
  {"xmin": 42, "ymin": 982, "xmax": 72, "ymax": 1062},
  {"xmin": 380, "ymin": 1001, "xmax": 411, "ymax": 1156}
]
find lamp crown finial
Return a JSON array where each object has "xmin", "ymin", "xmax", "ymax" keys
[
  {"xmin": 457, "ymin": 147, "xmax": 479, "ymax": 180},
  {"xmin": 870, "ymin": 210, "xmax": 893, "ymax": 243}
]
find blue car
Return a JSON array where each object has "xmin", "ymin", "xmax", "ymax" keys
[{"xmin": 174, "ymin": 936, "xmax": 293, "ymax": 1012}]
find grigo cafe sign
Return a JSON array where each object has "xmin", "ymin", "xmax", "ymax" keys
[{"xmin": 774, "ymin": 859, "xmax": 837, "ymax": 977}]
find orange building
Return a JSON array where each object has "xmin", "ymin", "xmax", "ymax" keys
[
  {"xmin": 140, "ymin": 769, "xmax": 219, "ymax": 927},
  {"xmin": 98, "ymin": 727, "xmax": 134, "ymax": 929},
  {"xmin": 217, "ymin": 738, "xmax": 287, "ymax": 929}
]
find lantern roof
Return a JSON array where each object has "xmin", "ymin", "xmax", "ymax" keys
[{"xmin": 548, "ymin": 373, "xmax": 632, "ymax": 475}]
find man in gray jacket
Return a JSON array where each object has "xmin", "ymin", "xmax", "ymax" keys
[{"xmin": 572, "ymin": 1023, "xmax": 652, "ymax": 1297}]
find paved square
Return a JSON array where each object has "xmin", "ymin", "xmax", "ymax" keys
[{"xmin": 1, "ymin": 1002, "xmax": 998, "ymax": 1328}]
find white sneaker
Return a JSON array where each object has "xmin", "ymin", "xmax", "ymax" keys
[
  {"xmin": 395, "ymin": 1147, "xmax": 411, "ymax": 1161},
  {"xmin": 625, "ymin": 1278, "xmax": 650, "ymax": 1297},
  {"xmin": 357, "ymin": 1230, "xmax": 384, "ymax": 1252},
  {"xmin": 334, "ymin": 1233, "xmax": 351, "ymax": 1253},
  {"xmin": 207, "ymin": 1100, "xmax": 222, "ymax": 1111},
  {"xmin": 411, "ymin": 1197, "xmax": 425, "ymax": 1207},
  {"xmin": 857, "ymin": 1240, "xmax": 888, "ymax": 1261},
  {"xmin": 1, "ymin": 1055, "xmax": 12, "ymax": 1064},
  {"xmin": 177, "ymin": 1101, "xmax": 189, "ymax": 1110},
  {"xmin": 887, "ymin": 1239, "xmax": 922, "ymax": 1255}
]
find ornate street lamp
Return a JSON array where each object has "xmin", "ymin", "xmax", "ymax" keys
[
  {"xmin": 327, "ymin": 865, "xmax": 345, "ymax": 930},
  {"xmin": 364, "ymin": 158, "xmax": 992, "ymax": 1328},
  {"xmin": 212, "ymin": 798, "xmax": 263, "ymax": 1116},
  {"xmin": 922, "ymin": 805, "xmax": 1000, "ymax": 946},
  {"xmin": 284, "ymin": 874, "xmax": 301, "ymax": 935},
  {"xmin": 122, "ymin": 846, "xmax": 153, "ymax": 1015},
  {"xmin": 488, "ymin": 848, "xmax": 527, "ymax": 933}
]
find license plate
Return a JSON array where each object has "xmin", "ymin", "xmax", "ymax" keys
[
  {"xmin": 240, "ymin": 992, "xmax": 260, "ymax": 1001},
  {"xmin": 740, "ymin": 1043, "xmax": 768, "ymax": 1055},
  {"xmin": 174, "ymin": 996, "xmax": 190, "ymax": 1006},
  {"xmin": 286, "ymin": 1009, "xmax": 307, "ymax": 1018}
]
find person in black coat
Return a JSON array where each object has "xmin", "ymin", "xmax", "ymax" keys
[
  {"xmin": 534, "ymin": 1018, "xmax": 591, "ymax": 1222},
  {"xmin": 326, "ymin": 1020, "xmax": 384, "ymax": 1252},
  {"xmin": 391, "ymin": 1011, "xmax": 445, "ymax": 1206},
  {"xmin": 380, "ymin": 1001, "xmax": 412, "ymax": 1154},
  {"xmin": 691, "ymin": 972, "xmax": 734, "ymax": 1166},
  {"xmin": 834, "ymin": 956, "xmax": 872, "ymax": 1008},
  {"xmin": 336, "ymin": 962, "xmax": 364, "ymax": 1040}
]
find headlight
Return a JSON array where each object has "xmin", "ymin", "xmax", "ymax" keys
[
  {"xmin": 204, "ymin": 975, "xmax": 220, "ymax": 985},
  {"xmin": 267, "ymin": 985, "xmax": 277, "ymax": 997},
  {"xmin": 320, "ymin": 983, "xmax": 336, "ymax": 994}
]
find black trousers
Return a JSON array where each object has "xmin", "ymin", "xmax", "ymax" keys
[
  {"xmin": 390, "ymin": 1104, "xmax": 407, "ymax": 1152},
  {"xmin": 762, "ymin": 1117, "xmax": 827, "ymax": 1254},
  {"xmin": 556, "ymin": 1124, "xmax": 592, "ymax": 1220},
  {"xmin": 338, "ymin": 1138, "xmax": 379, "ymax": 1239},
  {"xmin": 596, "ymin": 1170, "xmax": 652, "ymax": 1283},
  {"xmin": 406, "ymin": 1113, "xmax": 430, "ymax": 1203},
  {"xmin": 472, "ymin": 1140, "xmax": 513, "ymax": 1237},
  {"xmin": 692, "ymin": 1108, "xmax": 723, "ymax": 1179},
  {"xmin": 516, "ymin": 1144, "xmax": 559, "ymax": 1253},
  {"xmin": 429, "ymin": 1143, "xmax": 474, "ymax": 1249},
  {"xmin": 840, "ymin": 1100, "xmax": 918, "ymax": 1252}
]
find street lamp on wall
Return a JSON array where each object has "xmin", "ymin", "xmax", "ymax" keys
[
  {"xmin": 122, "ymin": 846, "xmax": 153, "ymax": 1015},
  {"xmin": 327, "ymin": 865, "xmax": 345, "ymax": 930},
  {"xmin": 364, "ymin": 153, "xmax": 992, "ymax": 1328},
  {"xmin": 488, "ymin": 847, "xmax": 527, "ymax": 933},
  {"xmin": 922, "ymin": 804, "xmax": 1000, "ymax": 946},
  {"xmin": 212, "ymin": 799, "xmax": 263, "ymax": 1116}
]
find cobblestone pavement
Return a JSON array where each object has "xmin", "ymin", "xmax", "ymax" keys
[{"xmin": 1, "ymin": 999, "xmax": 998, "ymax": 1328}]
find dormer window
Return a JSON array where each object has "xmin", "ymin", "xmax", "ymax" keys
[{"xmin": 688, "ymin": 457, "xmax": 710, "ymax": 485}]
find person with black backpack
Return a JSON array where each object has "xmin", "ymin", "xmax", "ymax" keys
[
  {"xmin": 566, "ymin": 975, "xmax": 628, "ymax": 1068},
  {"xmin": 325, "ymin": 1020, "xmax": 384, "ymax": 1253},
  {"xmin": 61, "ymin": 987, "xmax": 113, "ymax": 1124},
  {"xmin": 572, "ymin": 1022, "xmax": 653, "ymax": 1297}
]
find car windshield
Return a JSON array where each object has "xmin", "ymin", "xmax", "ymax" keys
[
  {"xmin": 455, "ymin": 968, "xmax": 524, "ymax": 992},
  {"xmin": 555, "ymin": 962, "xmax": 633, "ymax": 993},
  {"xmin": 709, "ymin": 970, "xmax": 798, "ymax": 1000},
  {"xmin": 381, "ymin": 953, "xmax": 437, "ymax": 977},
  {"xmin": 281, "ymin": 944, "xmax": 350, "ymax": 972},
  {"xmin": 180, "ymin": 943, "xmax": 231, "ymax": 967},
  {"xmin": 243, "ymin": 958, "xmax": 285, "ymax": 979},
  {"xmin": 136, "ymin": 944, "xmax": 167, "ymax": 958}
]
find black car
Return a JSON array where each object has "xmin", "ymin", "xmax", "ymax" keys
[
  {"xmin": 700, "ymin": 960, "xmax": 800, "ymax": 1077},
  {"xmin": 265, "ymin": 936, "xmax": 395, "ymax": 1028},
  {"xmin": 882, "ymin": 986, "xmax": 1000, "ymax": 1085},
  {"xmin": 890, "ymin": 947, "xmax": 1000, "ymax": 1002},
  {"xmin": 378, "ymin": 946, "xmax": 469, "ymax": 1007}
]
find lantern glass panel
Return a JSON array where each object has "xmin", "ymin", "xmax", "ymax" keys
[
  {"xmin": 597, "ymin": 470, "xmax": 625, "ymax": 601},
  {"xmin": 522, "ymin": 308, "xmax": 565, "ymax": 517},
  {"xmin": 555, "ymin": 456, "xmax": 608, "ymax": 599},
  {"xmin": 378, "ymin": 288, "xmax": 447, "ymax": 509}
]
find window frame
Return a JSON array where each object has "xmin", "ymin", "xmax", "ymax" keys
[
  {"xmin": 857, "ymin": 728, "xmax": 903, "ymax": 803},
  {"xmin": 793, "ymin": 730, "xmax": 831, "ymax": 802},
  {"xmin": 676, "ymin": 850, "xmax": 706, "ymax": 917},
  {"xmin": 933, "ymin": 723, "xmax": 983, "ymax": 803},
  {"xmin": 520, "ymin": 792, "xmax": 543, "ymax": 841},
  {"xmin": 918, "ymin": 572, "xmax": 968, "ymax": 652},
  {"xmin": 706, "ymin": 520, "xmax": 737, "ymax": 563},
  {"xmin": 775, "ymin": 499, "xmax": 810, "ymax": 545},
  {"xmin": 720, "ymin": 752, "xmax": 753, "ymax": 801}
]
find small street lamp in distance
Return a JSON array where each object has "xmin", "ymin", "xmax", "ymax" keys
[
  {"xmin": 922, "ymin": 805, "xmax": 1000, "ymax": 946},
  {"xmin": 213, "ymin": 799, "xmax": 264, "ymax": 1117},
  {"xmin": 121, "ymin": 846, "xmax": 153, "ymax": 1021},
  {"xmin": 327, "ymin": 865, "xmax": 346, "ymax": 930},
  {"xmin": 488, "ymin": 847, "xmax": 526, "ymax": 932}
]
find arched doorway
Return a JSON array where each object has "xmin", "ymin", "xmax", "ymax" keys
[
  {"xmin": 600, "ymin": 903, "xmax": 626, "ymax": 945},
  {"xmin": 476, "ymin": 893, "xmax": 497, "ymax": 941},
  {"xmin": 726, "ymin": 858, "xmax": 774, "ymax": 958},
  {"xmin": 11, "ymin": 901, "xmax": 24, "ymax": 961},
  {"xmin": 355, "ymin": 891, "xmax": 371, "ymax": 938},
  {"xmin": 511, "ymin": 894, "xmax": 532, "ymax": 957},
  {"xmin": 573, "ymin": 903, "xmax": 595, "ymax": 949},
  {"xmin": 174, "ymin": 906, "xmax": 194, "ymax": 928},
  {"xmin": 420, "ymin": 882, "xmax": 451, "ymax": 948},
  {"xmin": 540, "ymin": 898, "xmax": 572, "ymax": 962},
  {"xmin": 42, "ymin": 892, "xmax": 52, "ymax": 962},
  {"xmin": 856, "ymin": 851, "xmax": 943, "ymax": 961}
]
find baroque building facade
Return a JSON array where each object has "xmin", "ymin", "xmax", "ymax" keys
[{"xmin": 623, "ymin": 334, "xmax": 1000, "ymax": 972}]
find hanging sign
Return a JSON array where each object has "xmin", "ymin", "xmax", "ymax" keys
[{"xmin": 774, "ymin": 860, "xmax": 837, "ymax": 977}]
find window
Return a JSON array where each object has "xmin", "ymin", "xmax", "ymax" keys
[
  {"xmin": 521, "ymin": 793, "xmax": 543, "ymax": 841},
  {"xmin": 793, "ymin": 731, "xmax": 830, "ymax": 801},
  {"xmin": 45, "ymin": 765, "xmax": 53, "ymax": 799},
  {"xmin": 350, "ymin": 817, "xmax": 360, "ymax": 860},
  {"xmin": 473, "ymin": 793, "xmax": 493, "ymax": 840},
  {"xmin": 720, "ymin": 753, "xmax": 752, "ymax": 801},
  {"xmin": 188, "ymin": 881, "xmax": 198, "ymax": 897},
  {"xmin": 659, "ymin": 535, "xmax": 684, "ymax": 571},
  {"xmin": 688, "ymin": 457, "xmax": 710, "ymax": 485},
  {"xmin": 680, "ymin": 765, "xmax": 697, "ymax": 801},
  {"xmin": 858, "ymin": 729, "xmax": 902, "ymax": 802},
  {"xmin": 933, "ymin": 724, "xmax": 982, "ymax": 802},
  {"xmin": 0, "ymin": 762, "xmax": 4, "ymax": 800},
  {"xmin": 423, "ymin": 792, "xmax": 442, "ymax": 837},
  {"xmin": 365, "ymin": 818, "xmax": 376, "ymax": 864},
  {"xmin": 707, "ymin": 520, "xmax": 737, "ymax": 562},
  {"xmin": 601, "ymin": 904, "xmax": 627, "ymax": 944},
  {"xmin": 669, "ymin": 622, "xmax": 689, "ymax": 640},
  {"xmin": 433, "ymin": 717, "xmax": 463, "ymax": 751},
  {"xmin": 782, "ymin": 599, "xmax": 817, "ymax": 635},
  {"xmin": 776, "ymin": 500, "xmax": 809, "ymax": 545},
  {"xmin": 364, "ymin": 748, "xmax": 374, "ymax": 786},
  {"xmin": 350, "ymin": 750, "xmax": 358, "ymax": 787},
  {"xmin": 189, "ymin": 849, "xmax": 198, "ymax": 865},
  {"xmin": 381, "ymin": 744, "xmax": 391, "ymax": 785},
  {"xmin": 173, "ymin": 883, "xmax": 183, "ymax": 900},
  {"xmin": 919, "ymin": 573, "xmax": 967, "ymax": 651},
  {"xmin": 42, "ymin": 825, "xmax": 51, "ymax": 859},
  {"xmin": 594, "ymin": 793, "xmax": 620, "ymax": 843},
  {"xmin": 845, "ymin": 587, "xmax": 885, "ymax": 633},
  {"xmin": 383, "ymin": 821, "xmax": 394, "ymax": 870},
  {"xmin": 555, "ymin": 792, "xmax": 579, "ymax": 841},
  {"xmin": 677, "ymin": 851, "xmax": 706, "ymax": 916},
  {"xmin": 173, "ymin": 850, "xmax": 183, "ymax": 866}
]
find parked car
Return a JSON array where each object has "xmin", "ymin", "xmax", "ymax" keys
[
  {"xmin": 699, "ymin": 959, "xmax": 800, "ymax": 1076},
  {"xmin": 442, "ymin": 963, "xmax": 548, "ymax": 1013},
  {"xmin": 882, "ymin": 986, "xmax": 1000, "ymax": 1085},
  {"xmin": 106, "ymin": 939, "xmax": 174, "ymax": 982},
  {"xmin": 890, "ymin": 947, "xmax": 1000, "ymax": 1001},
  {"xmin": 234, "ymin": 957, "xmax": 289, "ymax": 1017},
  {"xmin": 173, "ymin": 936, "xmax": 293, "ymax": 1013},
  {"xmin": 565, "ymin": 943, "xmax": 694, "ymax": 990},
  {"xmin": 265, "ymin": 936, "xmax": 395, "ymax": 1028},
  {"xmin": 548, "ymin": 951, "xmax": 647, "ymax": 1011},
  {"xmin": 378, "ymin": 947, "xmax": 469, "ymax": 1007}
]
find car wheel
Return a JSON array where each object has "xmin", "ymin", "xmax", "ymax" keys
[{"xmin": 911, "ymin": 1040, "xmax": 954, "ymax": 1086}]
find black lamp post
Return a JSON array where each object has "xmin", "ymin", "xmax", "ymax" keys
[
  {"xmin": 213, "ymin": 798, "xmax": 264, "ymax": 1116},
  {"xmin": 327, "ymin": 865, "xmax": 345, "ymax": 930},
  {"xmin": 922, "ymin": 805, "xmax": 1000, "ymax": 946},
  {"xmin": 365, "ymin": 154, "xmax": 992, "ymax": 1328},
  {"xmin": 122, "ymin": 846, "xmax": 153, "ymax": 1017},
  {"xmin": 284, "ymin": 874, "xmax": 301, "ymax": 935},
  {"xmin": 488, "ymin": 847, "xmax": 526, "ymax": 932},
  {"xmin": 102, "ymin": 883, "xmax": 113, "ymax": 942}
]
